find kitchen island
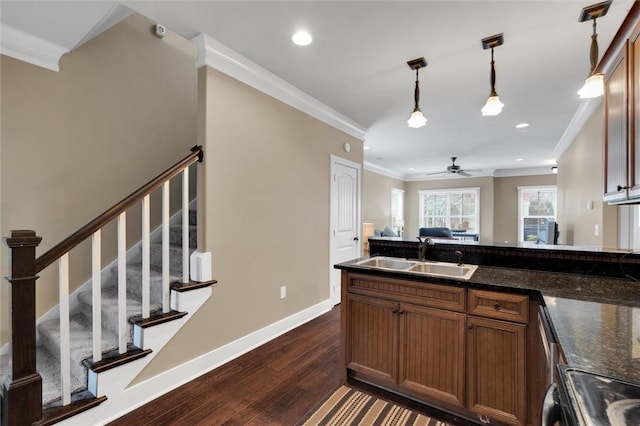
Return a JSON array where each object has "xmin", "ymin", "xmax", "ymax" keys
[{"xmin": 336, "ymin": 240, "xmax": 640, "ymax": 426}]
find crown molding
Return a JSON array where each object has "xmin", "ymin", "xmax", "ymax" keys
[
  {"xmin": 363, "ymin": 161, "xmax": 407, "ymax": 180},
  {"xmin": 366, "ymin": 163, "xmax": 553, "ymax": 182},
  {"xmin": 553, "ymin": 97, "xmax": 603, "ymax": 159},
  {"xmin": 0, "ymin": 24, "xmax": 69, "ymax": 72},
  {"xmin": 493, "ymin": 166, "xmax": 555, "ymax": 177},
  {"xmin": 190, "ymin": 33, "xmax": 367, "ymax": 142}
]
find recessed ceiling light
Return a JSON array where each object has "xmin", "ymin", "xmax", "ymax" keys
[
  {"xmin": 515, "ymin": 123, "xmax": 529, "ymax": 129},
  {"xmin": 515, "ymin": 158, "xmax": 524, "ymax": 162},
  {"xmin": 292, "ymin": 31, "xmax": 312, "ymax": 46},
  {"xmin": 409, "ymin": 167, "xmax": 415, "ymax": 171},
  {"xmin": 363, "ymin": 146, "xmax": 371, "ymax": 150}
]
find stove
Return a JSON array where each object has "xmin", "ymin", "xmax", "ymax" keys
[{"xmin": 558, "ymin": 366, "xmax": 640, "ymax": 426}]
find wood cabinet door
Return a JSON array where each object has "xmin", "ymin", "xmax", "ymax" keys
[
  {"xmin": 344, "ymin": 293, "xmax": 398, "ymax": 387},
  {"xmin": 604, "ymin": 47, "xmax": 629, "ymax": 203},
  {"xmin": 398, "ymin": 303, "xmax": 466, "ymax": 408},
  {"xmin": 629, "ymin": 22, "xmax": 640, "ymax": 199},
  {"xmin": 466, "ymin": 316, "xmax": 526, "ymax": 426}
]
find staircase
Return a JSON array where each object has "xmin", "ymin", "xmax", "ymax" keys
[
  {"xmin": 1, "ymin": 146, "xmax": 215, "ymax": 425},
  {"xmin": 35, "ymin": 206, "xmax": 197, "ymax": 405}
]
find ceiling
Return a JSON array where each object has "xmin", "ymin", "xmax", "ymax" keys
[{"xmin": 1, "ymin": 1, "xmax": 635, "ymax": 180}]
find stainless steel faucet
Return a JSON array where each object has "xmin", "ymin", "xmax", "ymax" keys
[
  {"xmin": 416, "ymin": 236, "xmax": 434, "ymax": 261},
  {"xmin": 455, "ymin": 250, "xmax": 463, "ymax": 266}
]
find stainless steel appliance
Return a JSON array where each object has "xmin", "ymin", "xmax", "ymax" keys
[
  {"xmin": 544, "ymin": 366, "xmax": 640, "ymax": 426},
  {"xmin": 538, "ymin": 306, "xmax": 559, "ymax": 388}
]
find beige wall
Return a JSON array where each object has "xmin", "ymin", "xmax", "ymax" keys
[
  {"xmin": 362, "ymin": 170, "xmax": 405, "ymax": 232},
  {"xmin": 494, "ymin": 174, "xmax": 557, "ymax": 244},
  {"xmin": 1, "ymin": 14, "xmax": 198, "ymax": 344},
  {"xmin": 133, "ymin": 66, "xmax": 362, "ymax": 381},
  {"xmin": 404, "ymin": 176, "xmax": 495, "ymax": 242},
  {"xmin": 557, "ymin": 106, "xmax": 618, "ymax": 247}
]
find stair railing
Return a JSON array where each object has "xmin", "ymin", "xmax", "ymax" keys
[{"xmin": 2, "ymin": 145, "xmax": 203, "ymax": 425}]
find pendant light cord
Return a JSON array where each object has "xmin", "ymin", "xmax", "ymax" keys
[
  {"xmin": 589, "ymin": 18, "xmax": 599, "ymax": 74},
  {"xmin": 414, "ymin": 68, "xmax": 421, "ymax": 110},
  {"xmin": 489, "ymin": 47, "xmax": 498, "ymax": 97}
]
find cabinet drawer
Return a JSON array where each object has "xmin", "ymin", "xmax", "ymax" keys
[
  {"xmin": 469, "ymin": 289, "xmax": 529, "ymax": 323},
  {"xmin": 347, "ymin": 273, "xmax": 466, "ymax": 312}
]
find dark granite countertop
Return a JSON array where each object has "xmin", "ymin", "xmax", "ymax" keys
[{"xmin": 336, "ymin": 257, "xmax": 640, "ymax": 385}]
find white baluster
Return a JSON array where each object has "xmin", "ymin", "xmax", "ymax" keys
[
  {"xmin": 59, "ymin": 253, "xmax": 71, "ymax": 405},
  {"xmin": 182, "ymin": 169, "xmax": 190, "ymax": 283},
  {"xmin": 118, "ymin": 212, "xmax": 128, "ymax": 354},
  {"xmin": 162, "ymin": 181, "xmax": 170, "ymax": 313},
  {"xmin": 142, "ymin": 194, "xmax": 150, "ymax": 319},
  {"xmin": 92, "ymin": 230, "xmax": 102, "ymax": 362}
]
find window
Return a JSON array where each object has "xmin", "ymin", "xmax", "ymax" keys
[
  {"xmin": 391, "ymin": 188, "xmax": 404, "ymax": 235},
  {"xmin": 418, "ymin": 188, "xmax": 480, "ymax": 233},
  {"xmin": 518, "ymin": 186, "xmax": 557, "ymax": 243}
]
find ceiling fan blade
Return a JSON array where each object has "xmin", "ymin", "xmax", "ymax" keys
[
  {"xmin": 462, "ymin": 169, "xmax": 483, "ymax": 173},
  {"xmin": 457, "ymin": 171, "xmax": 472, "ymax": 177},
  {"xmin": 425, "ymin": 171, "xmax": 449, "ymax": 175}
]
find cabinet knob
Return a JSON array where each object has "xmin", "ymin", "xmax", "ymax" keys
[
  {"xmin": 494, "ymin": 302, "xmax": 501, "ymax": 311},
  {"xmin": 467, "ymin": 325, "xmax": 473, "ymax": 330},
  {"xmin": 617, "ymin": 185, "xmax": 629, "ymax": 191}
]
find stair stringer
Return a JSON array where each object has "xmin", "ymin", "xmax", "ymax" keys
[{"xmin": 58, "ymin": 285, "xmax": 212, "ymax": 426}]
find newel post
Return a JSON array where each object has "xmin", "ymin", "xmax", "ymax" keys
[{"xmin": 1, "ymin": 230, "xmax": 43, "ymax": 426}]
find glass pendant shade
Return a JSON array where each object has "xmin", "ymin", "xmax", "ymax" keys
[
  {"xmin": 481, "ymin": 95, "xmax": 504, "ymax": 116},
  {"xmin": 578, "ymin": 73, "xmax": 604, "ymax": 98},
  {"xmin": 407, "ymin": 109, "xmax": 427, "ymax": 128}
]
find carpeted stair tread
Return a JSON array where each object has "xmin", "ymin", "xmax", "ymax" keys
[
  {"xmin": 94, "ymin": 264, "xmax": 183, "ymax": 305},
  {"xmin": 175, "ymin": 208, "xmax": 197, "ymax": 227},
  {"xmin": 37, "ymin": 345, "xmax": 87, "ymax": 405},
  {"xmin": 37, "ymin": 313, "xmax": 113, "ymax": 400},
  {"xmin": 150, "ymin": 242, "xmax": 196, "ymax": 271},
  {"xmin": 170, "ymin": 224, "xmax": 197, "ymax": 247},
  {"xmin": 76, "ymin": 286, "xmax": 162, "ymax": 338}
]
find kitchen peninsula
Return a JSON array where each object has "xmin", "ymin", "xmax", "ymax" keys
[{"xmin": 336, "ymin": 237, "xmax": 640, "ymax": 426}]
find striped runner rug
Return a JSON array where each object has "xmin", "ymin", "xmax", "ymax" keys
[{"xmin": 302, "ymin": 386, "xmax": 451, "ymax": 426}]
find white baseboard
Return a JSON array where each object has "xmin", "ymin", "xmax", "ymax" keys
[{"xmin": 61, "ymin": 298, "xmax": 334, "ymax": 425}]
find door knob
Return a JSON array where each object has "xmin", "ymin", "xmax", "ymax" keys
[{"xmin": 353, "ymin": 236, "xmax": 359, "ymax": 241}]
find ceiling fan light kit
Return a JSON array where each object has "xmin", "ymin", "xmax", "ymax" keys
[
  {"xmin": 407, "ymin": 57, "xmax": 428, "ymax": 128},
  {"xmin": 481, "ymin": 33, "xmax": 505, "ymax": 116},
  {"xmin": 577, "ymin": 0, "xmax": 611, "ymax": 99}
]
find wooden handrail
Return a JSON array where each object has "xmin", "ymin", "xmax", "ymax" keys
[{"xmin": 36, "ymin": 145, "xmax": 203, "ymax": 273}]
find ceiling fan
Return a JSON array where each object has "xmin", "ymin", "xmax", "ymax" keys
[{"xmin": 426, "ymin": 157, "xmax": 483, "ymax": 177}]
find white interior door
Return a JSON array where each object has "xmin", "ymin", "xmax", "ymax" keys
[{"xmin": 330, "ymin": 156, "xmax": 361, "ymax": 305}]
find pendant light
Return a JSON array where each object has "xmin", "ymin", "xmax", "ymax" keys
[
  {"xmin": 481, "ymin": 33, "xmax": 504, "ymax": 116},
  {"xmin": 407, "ymin": 57, "xmax": 427, "ymax": 128},
  {"xmin": 577, "ymin": 1, "xmax": 611, "ymax": 99}
]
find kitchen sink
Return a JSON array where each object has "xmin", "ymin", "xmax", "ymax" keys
[
  {"xmin": 356, "ymin": 257, "xmax": 415, "ymax": 270},
  {"xmin": 354, "ymin": 256, "xmax": 478, "ymax": 280},
  {"xmin": 408, "ymin": 262, "xmax": 477, "ymax": 280}
]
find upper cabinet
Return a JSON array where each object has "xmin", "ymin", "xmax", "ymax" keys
[{"xmin": 603, "ymin": 3, "xmax": 640, "ymax": 204}]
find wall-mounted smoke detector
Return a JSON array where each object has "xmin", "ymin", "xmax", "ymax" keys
[{"xmin": 155, "ymin": 23, "xmax": 166, "ymax": 39}]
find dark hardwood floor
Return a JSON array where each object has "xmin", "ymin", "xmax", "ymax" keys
[
  {"xmin": 108, "ymin": 307, "xmax": 341, "ymax": 425},
  {"xmin": 108, "ymin": 306, "xmax": 475, "ymax": 426}
]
